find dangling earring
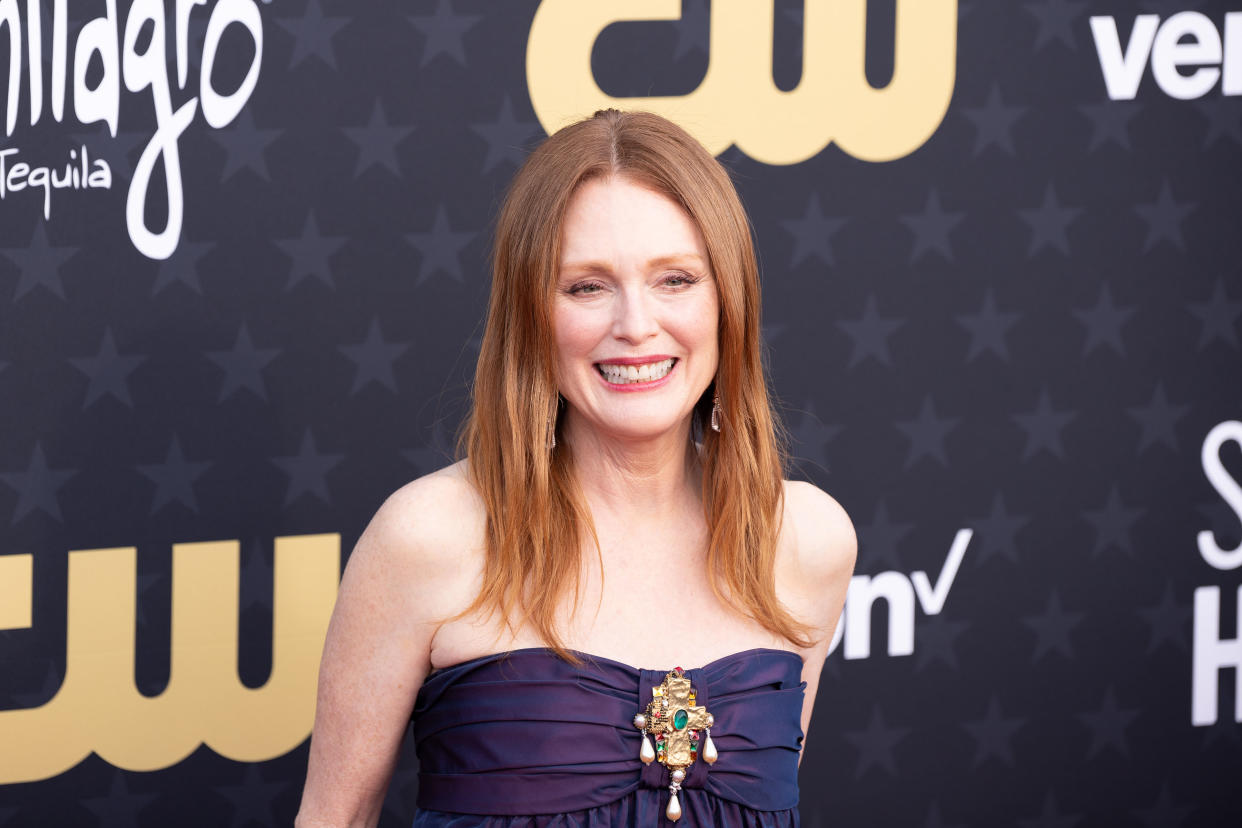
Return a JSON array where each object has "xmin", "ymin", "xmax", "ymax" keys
[
  {"xmin": 710, "ymin": 390, "xmax": 722, "ymax": 432},
  {"xmin": 548, "ymin": 395, "xmax": 562, "ymax": 450}
]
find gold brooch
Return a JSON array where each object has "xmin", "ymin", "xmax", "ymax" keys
[{"xmin": 631, "ymin": 667, "xmax": 717, "ymax": 822}]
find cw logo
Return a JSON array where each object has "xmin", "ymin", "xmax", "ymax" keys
[
  {"xmin": 526, "ymin": 0, "xmax": 958, "ymax": 164},
  {"xmin": 0, "ymin": 535, "xmax": 339, "ymax": 785}
]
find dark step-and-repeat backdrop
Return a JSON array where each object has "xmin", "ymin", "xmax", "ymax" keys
[{"xmin": 1, "ymin": 1, "xmax": 1240, "ymax": 825}]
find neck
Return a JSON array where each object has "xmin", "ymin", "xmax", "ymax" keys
[{"xmin": 561, "ymin": 411, "xmax": 701, "ymax": 520}]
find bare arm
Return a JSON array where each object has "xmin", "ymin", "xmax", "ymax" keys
[
  {"xmin": 778, "ymin": 481, "xmax": 857, "ymax": 764},
  {"xmin": 296, "ymin": 474, "xmax": 476, "ymax": 828}
]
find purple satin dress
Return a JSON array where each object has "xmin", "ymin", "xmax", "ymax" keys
[{"xmin": 410, "ymin": 648, "xmax": 805, "ymax": 827}]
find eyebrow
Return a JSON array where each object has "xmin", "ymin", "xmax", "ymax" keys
[{"xmin": 558, "ymin": 253, "xmax": 708, "ymax": 273}]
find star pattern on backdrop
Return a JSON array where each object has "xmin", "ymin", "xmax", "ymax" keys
[
  {"xmin": 0, "ymin": 443, "xmax": 77, "ymax": 524},
  {"xmin": 471, "ymin": 97, "xmax": 542, "ymax": 174},
  {"xmin": 1023, "ymin": 0, "xmax": 1085, "ymax": 51},
  {"xmin": 1125, "ymin": 382, "xmax": 1190, "ymax": 453},
  {"xmin": 1134, "ymin": 179, "xmax": 1195, "ymax": 252},
  {"xmin": 277, "ymin": 212, "xmax": 347, "ymax": 290},
  {"xmin": 1078, "ymin": 100, "xmax": 1141, "ymax": 152},
  {"xmin": 339, "ymin": 318, "xmax": 410, "ymax": 394},
  {"xmin": 900, "ymin": 190, "xmax": 965, "ymax": 263},
  {"xmin": 855, "ymin": 499, "xmax": 915, "ymax": 571},
  {"xmin": 836, "ymin": 295, "xmax": 905, "ymax": 368},
  {"xmin": 1022, "ymin": 590, "xmax": 1085, "ymax": 661},
  {"xmin": 69, "ymin": 328, "xmax": 146, "ymax": 408},
  {"xmin": 788, "ymin": 404, "xmax": 842, "ymax": 474},
  {"xmin": 344, "ymin": 100, "xmax": 414, "ymax": 178},
  {"xmin": 1137, "ymin": 584, "xmax": 1191, "ymax": 655},
  {"xmin": 207, "ymin": 324, "xmax": 282, "ymax": 402},
  {"xmin": 152, "ymin": 241, "xmax": 214, "ymax": 296},
  {"xmin": 968, "ymin": 493, "xmax": 1030, "ymax": 566},
  {"xmin": 963, "ymin": 697, "xmax": 1025, "ymax": 767},
  {"xmin": 1013, "ymin": 388, "xmax": 1076, "ymax": 461},
  {"xmin": 895, "ymin": 395, "xmax": 960, "ymax": 469},
  {"xmin": 915, "ymin": 616, "xmax": 970, "ymax": 672},
  {"xmin": 961, "ymin": 83, "xmax": 1025, "ymax": 155},
  {"xmin": 408, "ymin": 0, "xmax": 482, "ymax": 67},
  {"xmin": 1, "ymin": 222, "xmax": 77, "ymax": 301},
  {"xmin": 1083, "ymin": 485, "xmax": 1142, "ymax": 556},
  {"xmin": 211, "ymin": 109, "xmax": 282, "ymax": 182},
  {"xmin": 955, "ymin": 288, "xmax": 1021, "ymax": 362},
  {"xmin": 843, "ymin": 706, "xmax": 910, "ymax": 778},
  {"xmin": 1187, "ymin": 279, "xmax": 1242, "ymax": 350},
  {"xmin": 276, "ymin": 0, "xmax": 348, "ymax": 70},
  {"xmin": 81, "ymin": 770, "xmax": 160, "ymax": 828},
  {"xmin": 405, "ymin": 207, "xmax": 476, "ymax": 284},
  {"xmin": 1018, "ymin": 184, "xmax": 1083, "ymax": 256},
  {"xmin": 216, "ymin": 764, "xmax": 288, "ymax": 828},
  {"xmin": 781, "ymin": 194, "xmax": 848, "ymax": 268},
  {"xmin": 1078, "ymin": 687, "xmax": 1140, "ymax": 759},
  {"xmin": 1072, "ymin": 283, "xmax": 1135, "ymax": 357},
  {"xmin": 137, "ymin": 436, "xmax": 212, "ymax": 514},
  {"xmin": 272, "ymin": 429, "xmax": 345, "ymax": 505},
  {"xmin": 1194, "ymin": 98, "xmax": 1242, "ymax": 149}
]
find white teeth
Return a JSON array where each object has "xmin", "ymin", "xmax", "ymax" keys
[{"xmin": 597, "ymin": 358, "xmax": 675, "ymax": 384}]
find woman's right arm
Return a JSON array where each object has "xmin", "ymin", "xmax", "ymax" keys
[{"xmin": 295, "ymin": 473, "xmax": 477, "ymax": 827}]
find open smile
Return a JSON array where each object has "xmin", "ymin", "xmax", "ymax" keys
[{"xmin": 595, "ymin": 357, "xmax": 678, "ymax": 386}]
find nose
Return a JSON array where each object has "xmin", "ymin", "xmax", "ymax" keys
[{"xmin": 611, "ymin": 287, "xmax": 659, "ymax": 344}]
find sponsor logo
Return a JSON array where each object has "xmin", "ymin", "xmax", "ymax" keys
[{"xmin": 1090, "ymin": 11, "xmax": 1242, "ymax": 100}]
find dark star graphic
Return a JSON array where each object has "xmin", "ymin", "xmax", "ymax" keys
[
  {"xmin": 69, "ymin": 328, "xmax": 146, "ymax": 408},
  {"xmin": 1195, "ymin": 98, "xmax": 1242, "ymax": 149},
  {"xmin": 406, "ymin": 207, "xmax": 475, "ymax": 284},
  {"xmin": 1078, "ymin": 100, "xmax": 1141, "ymax": 152},
  {"xmin": 1078, "ymin": 687, "xmax": 1140, "ymax": 759},
  {"xmin": 900, "ymin": 190, "xmax": 965, "ymax": 263},
  {"xmin": 836, "ymin": 294, "xmax": 905, "ymax": 368},
  {"xmin": 216, "ymin": 764, "xmax": 289, "ymax": 827},
  {"xmin": 471, "ymin": 97, "xmax": 542, "ymax": 174},
  {"xmin": 969, "ymin": 493, "xmax": 1029, "ymax": 566},
  {"xmin": 207, "ymin": 323, "xmax": 281, "ymax": 402},
  {"xmin": 276, "ymin": 0, "xmax": 348, "ymax": 70},
  {"xmin": 1187, "ymin": 279, "xmax": 1242, "ymax": 350},
  {"xmin": 1, "ymin": 222, "xmax": 77, "ymax": 301},
  {"xmin": 152, "ymin": 241, "xmax": 214, "ymax": 296},
  {"xmin": 1137, "ymin": 584, "xmax": 1191, "ymax": 655},
  {"xmin": 1125, "ymin": 382, "xmax": 1190, "ymax": 453},
  {"xmin": 1013, "ymin": 388, "xmax": 1076, "ymax": 461},
  {"xmin": 955, "ymin": 288, "xmax": 1021, "ymax": 362},
  {"xmin": 1022, "ymin": 590, "xmax": 1084, "ymax": 661},
  {"xmin": 0, "ymin": 443, "xmax": 77, "ymax": 524},
  {"xmin": 1018, "ymin": 791, "xmax": 1084, "ymax": 828},
  {"xmin": 1133, "ymin": 784, "xmax": 1195, "ymax": 828},
  {"xmin": 963, "ymin": 697, "xmax": 1025, "ymax": 767},
  {"xmin": 277, "ymin": 212, "xmax": 347, "ymax": 290},
  {"xmin": 1083, "ymin": 485, "xmax": 1141, "ymax": 556},
  {"xmin": 1018, "ymin": 184, "xmax": 1083, "ymax": 256},
  {"xmin": 137, "ymin": 436, "xmax": 212, "ymax": 514},
  {"xmin": 272, "ymin": 429, "xmax": 345, "ymax": 505},
  {"xmin": 1023, "ymin": 0, "xmax": 1086, "ymax": 51},
  {"xmin": 843, "ymin": 705, "xmax": 910, "ymax": 778},
  {"xmin": 855, "ymin": 499, "xmax": 915, "ymax": 571},
  {"xmin": 787, "ymin": 404, "xmax": 842, "ymax": 475},
  {"xmin": 408, "ymin": 0, "xmax": 482, "ymax": 67},
  {"xmin": 962, "ymin": 83, "xmax": 1025, "ymax": 155},
  {"xmin": 781, "ymin": 194, "xmax": 848, "ymax": 268},
  {"xmin": 915, "ymin": 616, "xmax": 969, "ymax": 672},
  {"xmin": 895, "ymin": 395, "xmax": 960, "ymax": 469},
  {"xmin": 1134, "ymin": 179, "xmax": 1195, "ymax": 252},
  {"xmin": 82, "ymin": 770, "xmax": 160, "ymax": 828},
  {"xmin": 211, "ymin": 109, "xmax": 282, "ymax": 182},
  {"xmin": 344, "ymin": 100, "xmax": 414, "ymax": 178},
  {"xmin": 1072, "ymin": 283, "xmax": 1135, "ymax": 356},
  {"xmin": 340, "ymin": 318, "xmax": 410, "ymax": 394},
  {"xmin": 402, "ymin": 424, "xmax": 455, "ymax": 477}
]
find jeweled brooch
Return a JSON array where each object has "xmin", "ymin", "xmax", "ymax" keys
[{"xmin": 632, "ymin": 667, "xmax": 717, "ymax": 822}]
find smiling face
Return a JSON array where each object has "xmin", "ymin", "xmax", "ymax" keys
[{"xmin": 553, "ymin": 175, "xmax": 719, "ymax": 444}]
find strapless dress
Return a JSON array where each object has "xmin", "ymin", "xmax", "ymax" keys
[{"xmin": 410, "ymin": 647, "xmax": 805, "ymax": 827}]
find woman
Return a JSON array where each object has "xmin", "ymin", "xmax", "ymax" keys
[{"xmin": 296, "ymin": 110, "xmax": 856, "ymax": 827}]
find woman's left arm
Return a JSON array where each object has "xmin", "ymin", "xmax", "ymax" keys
[{"xmin": 777, "ymin": 480, "xmax": 858, "ymax": 762}]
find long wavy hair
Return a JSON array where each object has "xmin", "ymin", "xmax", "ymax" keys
[{"xmin": 459, "ymin": 110, "xmax": 811, "ymax": 657}]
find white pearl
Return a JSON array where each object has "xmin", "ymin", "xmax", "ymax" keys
[
  {"xmin": 702, "ymin": 731, "xmax": 718, "ymax": 764},
  {"xmin": 672, "ymin": 768, "xmax": 685, "ymax": 782},
  {"xmin": 633, "ymin": 713, "xmax": 647, "ymax": 730},
  {"xmin": 705, "ymin": 713, "xmax": 714, "ymax": 728},
  {"xmin": 640, "ymin": 733, "xmax": 656, "ymax": 764},
  {"xmin": 666, "ymin": 791, "xmax": 682, "ymax": 821}
]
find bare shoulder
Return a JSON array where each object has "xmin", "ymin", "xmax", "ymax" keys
[{"xmin": 780, "ymin": 480, "xmax": 857, "ymax": 579}]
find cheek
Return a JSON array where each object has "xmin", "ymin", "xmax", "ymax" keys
[{"xmin": 553, "ymin": 305, "xmax": 605, "ymax": 363}]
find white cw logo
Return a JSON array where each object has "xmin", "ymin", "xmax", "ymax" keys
[{"xmin": 1090, "ymin": 11, "xmax": 1242, "ymax": 100}]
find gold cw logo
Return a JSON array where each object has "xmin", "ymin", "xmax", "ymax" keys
[
  {"xmin": 526, "ymin": 0, "xmax": 958, "ymax": 164},
  {"xmin": 0, "ymin": 535, "xmax": 340, "ymax": 785}
]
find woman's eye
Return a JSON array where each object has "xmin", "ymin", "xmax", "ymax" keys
[
  {"xmin": 569, "ymin": 282, "xmax": 604, "ymax": 295},
  {"xmin": 663, "ymin": 273, "xmax": 698, "ymax": 287}
]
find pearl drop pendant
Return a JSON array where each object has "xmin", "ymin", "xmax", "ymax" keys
[
  {"xmin": 666, "ymin": 790, "xmax": 682, "ymax": 821},
  {"xmin": 639, "ymin": 733, "xmax": 655, "ymax": 764},
  {"xmin": 702, "ymin": 729, "xmax": 718, "ymax": 764}
]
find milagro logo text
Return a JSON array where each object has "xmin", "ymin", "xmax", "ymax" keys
[{"xmin": 0, "ymin": 0, "xmax": 264, "ymax": 260}]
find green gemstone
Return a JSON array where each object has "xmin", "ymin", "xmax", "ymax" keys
[{"xmin": 674, "ymin": 709, "xmax": 689, "ymax": 730}]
